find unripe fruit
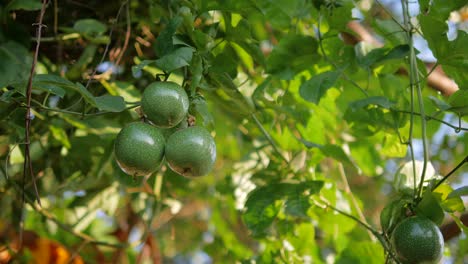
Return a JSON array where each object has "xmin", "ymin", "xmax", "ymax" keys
[
  {"xmin": 165, "ymin": 126, "xmax": 216, "ymax": 177},
  {"xmin": 391, "ymin": 216, "xmax": 444, "ymax": 264},
  {"xmin": 141, "ymin": 82, "xmax": 189, "ymax": 128},
  {"xmin": 114, "ymin": 122, "xmax": 165, "ymax": 176}
]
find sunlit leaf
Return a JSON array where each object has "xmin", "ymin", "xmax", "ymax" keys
[
  {"xmin": 299, "ymin": 71, "xmax": 341, "ymax": 104},
  {"xmin": 73, "ymin": 19, "xmax": 107, "ymax": 36},
  {"xmin": 243, "ymin": 181, "xmax": 323, "ymax": 237},
  {"xmin": 266, "ymin": 35, "xmax": 319, "ymax": 79},
  {"xmin": 447, "ymin": 186, "xmax": 468, "ymax": 199},
  {"xmin": 155, "ymin": 47, "xmax": 194, "ymax": 72}
]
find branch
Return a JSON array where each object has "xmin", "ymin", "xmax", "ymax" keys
[{"xmin": 20, "ymin": 1, "xmax": 49, "ymax": 248}]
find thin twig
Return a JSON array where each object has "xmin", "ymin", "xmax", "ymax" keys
[
  {"xmin": 84, "ymin": 0, "xmax": 129, "ymax": 89},
  {"xmin": 28, "ymin": 99, "xmax": 140, "ymax": 117},
  {"xmin": 391, "ymin": 109, "xmax": 468, "ymax": 132},
  {"xmin": 432, "ymin": 155, "xmax": 468, "ymax": 190},
  {"xmin": 251, "ymin": 113, "xmax": 289, "ymax": 164},
  {"xmin": 115, "ymin": 0, "xmax": 131, "ymax": 66},
  {"xmin": 375, "ymin": 0, "xmax": 407, "ymax": 31},
  {"xmin": 337, "ymin": 163, "xmax": 376, "ymax": 242},
  {"xmin": 20, "ymin": 0, "xmax": 49, "ymax": 248}
]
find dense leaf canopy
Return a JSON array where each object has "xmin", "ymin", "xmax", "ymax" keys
[{"xmin": 0, "ymin": 0, "xmax": 467, "ymax": 263}]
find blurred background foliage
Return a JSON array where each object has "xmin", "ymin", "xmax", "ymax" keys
[{"xmin": 0, "ymin": 0, "xmax": 467, "ymax": 263}]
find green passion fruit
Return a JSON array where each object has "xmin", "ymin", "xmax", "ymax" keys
[
  {"xmin": 114, "ymin": 122, "xmax": 165, "ymax": 177},
  {"xmin": 141, "ymin": 82, "xmax": 189, "ymax": 128},
  {"xmin": 391, "ymin": 216, "xmax": 444, "ymax": 264},
  {"xmin": 165, "ymin": 126, "xmax": 216, "ymax": 177}
]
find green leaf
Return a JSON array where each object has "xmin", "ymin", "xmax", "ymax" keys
[
  {"xmin": 325, "ymin": 3, "xmax": 353, "ymax": 31},
  {"xmin": 74, "ymin": 83, "xmax": 98, "ymax": 107},
  {"xmin": 237, "ymin": 40, "xmax": 266, "ymax": 67},
  {"xmin": 211, "ymin": 43, "xmax": 238, "ymax": 78},
  {"xmin": 284, "ymin": 192, "xmax": 310, "ymax": 218},
  {"xmin": 349, "ymin": 96, "xmax": 395, "ymax": 109},
  {"xmin": 192, "ymin": 96, "xmax": 214, "ymax": 126},
  {"xmin": 155, "ymin": 47, "xmax": 194, "ymax": 72},
  {"xmin": 73, "ymin": 19, "xmax": 108, "ymax": 36},
  {"xmin": 299, "ymin": 71, "xmax": 341, "ymax": 104},
  {"xmin": 154, "ymin": 17, "xmax": 182, "ymax": 56},
  {"xmin": 438, "ymin": 31, "xmax": 468, "ymax": 69},
  {"xmin": 190, "ymin": 30, "xmax": 213, "ymax": 52},
  {"xmin": 372, "ymin": 19, "xmax": 406, "ymax": 45},
  {"xmin": 6, "ymin": 0, "xmax": 42, "ymax": 11},
  {"xmin": 336, "ymin": 241, "xmax": 385, "ymax": 264},
  {"xmin": 197, "ymin": 0, "xmax": 260, "ymax": 15},
  {"xmin": 190, "ymin": 54, "xmax": 203, "ymax": 94},
  {"xmin": 419, "ymin": 13, "xmax": 468, "ymax": 83},
  {"xmin": 381, "ymin": 44, "xmax": 410, "ymax": 61},
  {"xmin": 73, "ymin": 44, "xmax": 98, "ymax": 70},
  {"xmin": 266, "ymin": 34, "xmax": 319, "ymax": 79},
  {"xmin": 447, "ymin": 90, "xmax": 468, "ymax": 116},
  {"xmin": 31, "ymin": 74, "xmax": 72, "ymax": 97},
  {"xmin": 380, "ymin": 199, "xmax": 407, "ymax": 234},
  {"xmin": 357, "ymin": 45, "xmax": 410, "ymax": 68},
  {"xmin": 320, "ymin": 144, "xmax": 353, "ymax": 165},
  {"xmin": 429, "ymin": 96, "xmax": 452, "ymax": 111},
  {"xmin": 300, "ymin": 140, "xmax": 353, "ymax": 165},
  {"xmin": 447, "ymin": 186, "xmax": 468, "ymax": 199},
  {"xmin": 344, "ymin": 96, "xmax": 398, "ymax": 136},
  {"xmin": 442, "ymin": 65, "xmax": 468, "ymax": 89},
  {"xmin": 381, "ymin": 133, "xmax": 407, "ymax": 158},
  {"xmin": 132, "ymin": 60, "xmax": 157, "ymax": 77},
  {"xmin": 243, "ymin": 188, "xmax": 280, "ymax": 237},
  {"xmin": 226, "ymin": 17, "xmax": 252, "ymax": 42},
  {"xmin": 94, "ymin": 95, "xmax": 126, "ymax": 112},
  {"xmin": 415, "ymin": 190, "xmax": 445, "ymax": 225},
  {"xmin": 243, "ymin": 181, "xmax": 323, "ymax": 237},
  {"xmin": 49, "ymin": 125, "xmax": 71, "ymax": 149},
  {"xmin": 419, "ymin": 0, "xmax": 467, "ymax": 21},
  {"xmin": 433, "ymin": 184, "xmax": 466, "ymax": 213},
  {"xmin": 0, "ymin": 41, "xmax": 31, "ymax": 88}
]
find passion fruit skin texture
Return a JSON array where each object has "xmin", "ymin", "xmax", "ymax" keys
[
  {"xmin": 165, "ymin": 126, "xmax": 216, "ymax": 177},
  {"xmin": 391, "ymin": 216, "xmax": 444, "ymax": 264},
  {"xmin": 141, "ymin": 82, "xmax": 189, "ymax": 128},
  {"xmin": 114, "ymin": 122, "xmax": 165, "ymax": 177}
]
